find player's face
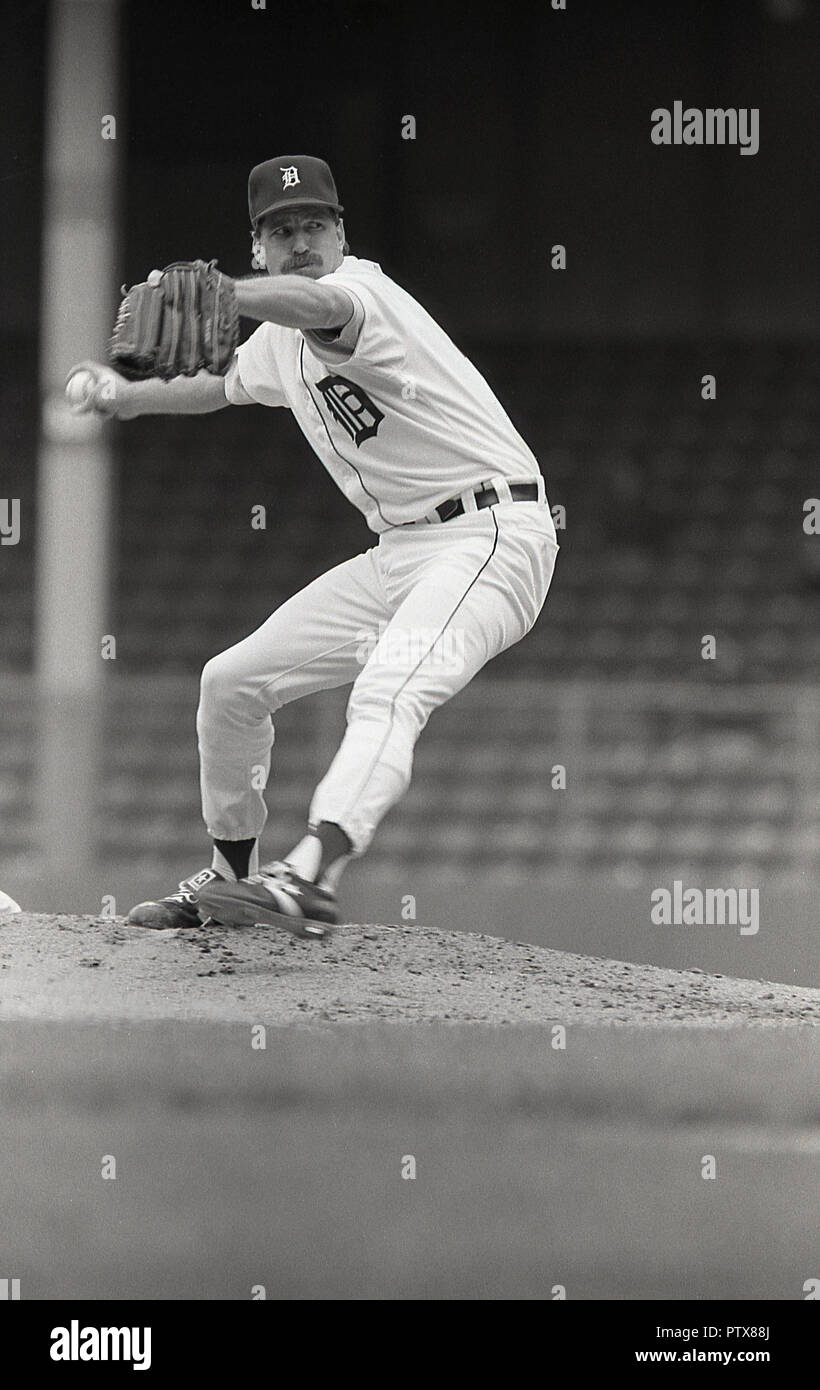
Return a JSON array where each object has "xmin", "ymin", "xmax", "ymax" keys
[{"xmin": 259, "ymin": 207, "xmax": 345, "ymax": 279}]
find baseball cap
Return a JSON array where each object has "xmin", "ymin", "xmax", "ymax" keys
[{"xmin": 249, "ymin": 155, "xmax": 344, "ymax": 228}]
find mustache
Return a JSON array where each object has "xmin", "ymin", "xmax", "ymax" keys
[{"xmin": 285, "ymin": 255, "xmax": 321, "ymax": 271}]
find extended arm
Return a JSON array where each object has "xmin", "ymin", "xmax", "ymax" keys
[
  {"xmin": 118, "ymin": 371, "xmax": 232, "ymax": 418},
  {"xmin": 232, "ymin": 275, "xmax": 354, "ymax": 331},
  {"xmin": 65, "ymin": 361, "xmax": 235, "ymax": 419}
]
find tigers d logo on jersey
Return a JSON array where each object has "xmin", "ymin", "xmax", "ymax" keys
[{"xmin": 315, "ymin": 374, "xmax": 384, "ymax": 447}]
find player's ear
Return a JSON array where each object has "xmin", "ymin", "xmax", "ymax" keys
[
  {"xmin": 336, "ymin": 218, "xmax": 348, "ymax": 253},
  {"xmin": 251, "ymin": 233, "xmax": 267, "ymax": 271}
]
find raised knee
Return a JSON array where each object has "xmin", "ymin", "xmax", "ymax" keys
[{"xmin": 198, "ymin": 652, "xmax": 238, "ymax": 713}]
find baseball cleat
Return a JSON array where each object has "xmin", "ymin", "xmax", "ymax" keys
[
  {"xmin": 126, "ymin": 867, "xmax": 225, "ymax": 929},
  {"xmin": 197, "ymin": 864, "xmax": 339, "ymax": 939}
]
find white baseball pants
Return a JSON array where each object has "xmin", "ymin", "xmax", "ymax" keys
[{"xmin": 196, "ymin": 502, "xmax": 558, "ymax": 856}]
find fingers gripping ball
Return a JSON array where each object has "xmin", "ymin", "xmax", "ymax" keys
[
  {"xmin": 64, "ymin": 363, "xmax": 118, "ymax": 415},
  {"xmin": 109, "ymin": 259, "xmax": 239, "ymax": 381},
  {"xmin": 65, "ymin": 369, "xmax": 97, "ymax": 408}
]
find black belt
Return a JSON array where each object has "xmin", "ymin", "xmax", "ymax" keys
[{"xmin": 435, "ymin": 482, "xmax": 539, "ymax": 523}]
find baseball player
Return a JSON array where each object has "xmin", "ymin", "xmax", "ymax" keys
[{"xmin": 70, "ymin": 155, "xmax": 559, "ymax": 936}]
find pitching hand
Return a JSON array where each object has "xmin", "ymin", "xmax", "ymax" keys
[{"xmin": 64, "ymin": 361, "xmax": 129, "ymax": 418}]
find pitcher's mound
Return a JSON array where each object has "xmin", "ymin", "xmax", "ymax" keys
[{"xmin": 0, "ymin": 914, "xmax": 817, "ymax": 1025}]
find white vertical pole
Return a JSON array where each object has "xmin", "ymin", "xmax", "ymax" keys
[{"xmin": 35, "ymin": 0, "xmax": 121, "ymax": 909}]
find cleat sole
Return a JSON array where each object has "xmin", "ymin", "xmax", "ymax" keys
[{"xmin": 198, "ymin": 887, "xmax": 336, "ymax": 940}]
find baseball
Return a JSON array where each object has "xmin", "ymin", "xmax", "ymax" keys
[
  {"xmin": 0, "ymin": 890, "xmax": 22, "ymax": 914},
  {"xmin": 65, "ymin": 369, "xmax": 97, "ymax": 408}
]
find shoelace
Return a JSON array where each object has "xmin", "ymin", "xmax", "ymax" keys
[
  {"xmin": 174, "ymin": 870, "xmax": 220, "ymax": 904},
  {"xmin": 261, "ymin": 873, "xmax": 304, "ymax": 900}
]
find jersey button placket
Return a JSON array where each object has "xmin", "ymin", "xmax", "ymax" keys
[{"xmin": 303, "ymin": 387, "xmax": 323, "ymax": 440}]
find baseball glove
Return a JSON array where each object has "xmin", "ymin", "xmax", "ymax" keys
[{"xmin": 109, "ymin": 259, "xmax": 239, "ymax": 380}]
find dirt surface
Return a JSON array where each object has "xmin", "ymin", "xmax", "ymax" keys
[
  {"xmin": 2, "ymin": 918, "xmax": 818, "ymax": 1300},
  {"xmin": 0, "ymin": 913, "xmax": 817, "ymax": 1026}
]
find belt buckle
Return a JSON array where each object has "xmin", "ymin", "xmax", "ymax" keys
[{"xmin": 437, "ymin": 497, "xmax": 462, "ymax": 522}]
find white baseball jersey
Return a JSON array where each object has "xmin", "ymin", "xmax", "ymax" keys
[{"xmin": 227, "ymin": 255, "xmax": 550, "ymax": 534}]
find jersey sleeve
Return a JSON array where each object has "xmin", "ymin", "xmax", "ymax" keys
[
  {"xmin": 303, "ymin": 270, "xmax": 405, "ymax": 372},
  {"xmin": 301, "ymin": 289, "xmax": 365, "ymax": 365},
  {"xmin": 229, "ymin": 325, "xmax": 288, "ymax": 408},
  {"xmin": 224, "ymin": 356, "xmax": 257, "ymax": 405}
]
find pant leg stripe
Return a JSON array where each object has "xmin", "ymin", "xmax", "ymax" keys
[{"xmin": 337, "ymin": 511, "xmax": 501, "ymax": 830}]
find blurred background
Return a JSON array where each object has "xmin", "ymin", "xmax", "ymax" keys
[{"xmin": 1, "ymin": 0, "xmax": 818, "ymax": 981}]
